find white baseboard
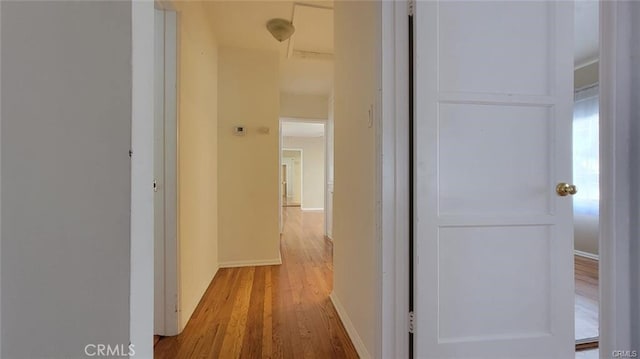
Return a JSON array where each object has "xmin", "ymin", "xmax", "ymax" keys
[
  {"xmin": 575, "ymin": 250, "xmax": 599, "ymax": 261},
  {"xmin": 301, "ymin": 207, "xmax": 324, "ymax": 211},
  {"xmin": 219, "ymin": 256, "xmax": 282, "ymax": 268},
  {"xmin": 329, "ymin": 292, "xmax": 371, "ymax": 359}
]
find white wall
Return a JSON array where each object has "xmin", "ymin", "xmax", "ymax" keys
[
  {"xmin": 173, "ymin": 1, "xmax": 220, "ymax": 330},
  {"xmin": 575, "ymin": 61, "xmax": 599, "ymax": 89},
  {"xmin": 332, "ymin": 1, "xmax": 381, "ymax": 358},
  {"xmin": 1, "ymin": 2, "xmax": 131, "ymax": 357},
  {"xmin": 218, "ymin": 47, "xmax": 281, "ymax": 266},
  {"xmin": 575, "ymin": 215, "xmax": 599, "ymax": 255},
  {"xmin": 280, "ymin": 92, "xmax": 329, "ymax": 120},
  {"xmin": 573, "ymin": 62, "xmax": 599, "ymax": 256},
  {"xmin": 283, "ymin": 136, "xmax": 326, "ymax": 210}
]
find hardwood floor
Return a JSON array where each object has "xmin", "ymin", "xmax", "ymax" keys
[
  {"xmin": 575, "ymin": 255, "xmax": 599, "ymax": 342},
  {"xmin": 155, "ymin": 210, "xmax": 597, "ymax": 358},
  {"xmin": 155, "ymin": 207, "xmax": 358, "ymax": 359}
]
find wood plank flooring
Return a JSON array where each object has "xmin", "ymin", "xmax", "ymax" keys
[
  {"xmin": 575, "ymin": 255, "xmax": 599, "ymax": 342},
  {"xmin": 155, "ymin": 207, "xmax": 358, "ymax": 359},
  {"xmin": 155, "ymin": 209, "xmax": 598, "ymax": 358}
]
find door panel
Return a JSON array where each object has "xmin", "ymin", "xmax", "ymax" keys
[
  {"xmin": 437, "ymin": 2, "xmax": 551, "ymax": 96},
  {"xmin": 437, "ymin": 226, "xmax": 551, "ymax": 341},
  {"xmin": 438, "ymin": 104, "xmax": 552, "ymax": 216},
  {"xmin": 414, "ymin": 1, "xmax": 575, "ymax": 357}
]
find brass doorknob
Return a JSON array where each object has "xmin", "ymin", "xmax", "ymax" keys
[{"xmin": 556, "ymin": 182, "xmax": 577, "ymax": 196}]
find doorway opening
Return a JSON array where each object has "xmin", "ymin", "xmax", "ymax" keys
[
  {"xmin": 280, "ymin": 120, "xmax": 327, "ymax": 210},
  {"xmin": 573, "ymin": 0, "xmax": 599, "ymax": 356},
  {"xmin": 281, "ymin": 149, "xmax": 303, "ymax": 207},
  {"xmin": 279, "ymin": 119, "xmax": 329, "ymax": 237},
  {"xmin": 152, "ymin": 1, "xmax": 359, "ymax": 356}
]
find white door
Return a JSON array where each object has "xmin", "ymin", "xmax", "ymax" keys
[
  {"xmin": 154, "ymin": 8, "xmax": 178, "ymax": 336},
  {"xmin": 414, "ymin": 1, "xmax": 575, "ymax": 358}
]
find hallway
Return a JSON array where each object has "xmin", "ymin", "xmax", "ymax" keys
[{"xmin": 155, "ymin": 208, "xmax": 358, "ymax": 358}]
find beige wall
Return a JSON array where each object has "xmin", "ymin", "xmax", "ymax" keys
[
  {"xmin": 283, "ymin": 136, "xmax": 326, "ymax": 210},
  {"xmin": 332, "ymin": 1, "xmax": 381, "ymax": 358},
  {"xmin": 280, "ymin": 92, "xmax": 329, "ymax": 119},
  {"xmin": 174, "ymin": 1, "xmax": 220, "ymax": 330},
  {"xmin": 218, "ymin": 47, "xmax": 281, "ymax": 266}
]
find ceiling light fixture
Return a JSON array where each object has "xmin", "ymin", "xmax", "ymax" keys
[{"xmin": 266, "ymin": 18, "xmax": 295, "ymax": 42}]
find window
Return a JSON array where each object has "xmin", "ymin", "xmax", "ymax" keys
[{"xmin": 572, "ymin": 85, "xmax": 599, "ymax": 216}]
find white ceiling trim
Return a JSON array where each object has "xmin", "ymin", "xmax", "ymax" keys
[
  {"xmin": 575, "ymin": 57, "xmax": 599, "ymax": 70},
  {"xmin": 280, "ymin": 117, "xmax": 327, "ymax": 123},
  {"xmin": 281, "ymin": 121, "xmax": 326, "ymax": 138}
]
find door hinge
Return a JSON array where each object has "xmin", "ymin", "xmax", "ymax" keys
[
  {"xmin": 408, "ymin": 311, "xmax": 415, "ymax": 334},
  {"xmin": 408, "ymin": 0, "xmax": 415, "ymax": 17}
]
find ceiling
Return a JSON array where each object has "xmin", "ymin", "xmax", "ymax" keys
[
  {"xmin": 281, "ymin": 121, "xmax": 325, "ymax": 137},
  {"xmin": 574, "ymin": 0, "xmax": 599, "ymax": 68},
  {"xmin": 204, "ymin": 0, "xmax": 597, "ymax": 93},
  {"xmin": 205, "ymin": 1, "xmax": 334, "ymax": 96}
]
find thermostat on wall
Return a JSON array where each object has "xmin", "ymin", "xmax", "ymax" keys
[{"xmin": 233, "ymin": 126, "xmax": 246, "ymax": 136}]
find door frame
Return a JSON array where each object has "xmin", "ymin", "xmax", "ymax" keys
[
  {"xmin": 129, "ymin": 1, "xmax": 636, "ymax": 358},
  {"xmin": 598, "ymin": 0, "xmax": 637, "ymax": 354},
  {"xmin": 153, "ymin": 4, "xmax": 179, "ymax": 337},
  {"xmin": 279, "ymin": 117, "xmax": 326, "ymax": 218},
  {"xmin": 379, "ymin": 1, "xmax": 411, "ymax": 358},
  {"xmin": 325, "ymin": 94, "xmax": 335, "ymax": 239}
]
